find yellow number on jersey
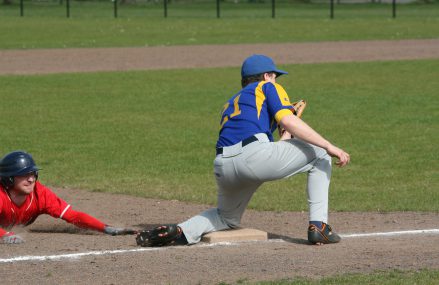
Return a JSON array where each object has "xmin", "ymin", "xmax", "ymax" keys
[{"xmin": 220, "ymin": 94, "xmax": 241, "ymax": 129}]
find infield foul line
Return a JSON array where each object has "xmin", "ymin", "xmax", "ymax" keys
[
  {"xmin": 1, "ymin": 228, "xmax": 438, "ymax": 264},
  {"xmin": 340, "ymin": 228, "xmax": 439, "ymax": 238},
  {"xmin": 0, "ymin": 240, "xmax": 278, "ymax": 263}
]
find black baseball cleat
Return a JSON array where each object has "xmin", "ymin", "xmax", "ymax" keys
[
  {"xmin": 136, "ymin": 224, "xmax": 188, "ymax": 247},
  {"xmin": 307, "ymin": 223, "xmax": 341, "ymax": 245}
]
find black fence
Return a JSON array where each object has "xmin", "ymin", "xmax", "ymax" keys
[{"xmin": 2, "ymin": 0, "xmax": 432, "ymax": 19}]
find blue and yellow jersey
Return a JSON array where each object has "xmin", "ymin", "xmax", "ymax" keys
[{"xmin": 216, "ymin": 81, "xmax": 294, "ymax": 148}]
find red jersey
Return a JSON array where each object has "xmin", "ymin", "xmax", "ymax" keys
[{"xmin": 0, "ymin": 181, "xmax": 106, "ymax": 237}]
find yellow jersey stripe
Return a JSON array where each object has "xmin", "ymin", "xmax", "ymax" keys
[
  {"xmin": 274, "ymin": 109, "xmax": 293, "ymax": 123},
  {"xmin": 255, "ymin": 81, "xmax": 266, "ymax": 119},
  {"xmin": 274, "ymin": 83, "xmax": 292, "ymax": 107}
]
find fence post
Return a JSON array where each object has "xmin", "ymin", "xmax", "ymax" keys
[
  {"xmin": 217, "ymin": 0, "xmax": 220, "ymax": 18},
  {"xmin": 271, "ymin": 0, "xmax": 275, "ymax": 18},
  {"xmin": 66, "ymin": 0, "xmax": 70, "ymax": 18},
  {"xmin": 392, "ymin": 0, "xmax": 396, "ymax": 18},
  {"xmin": 114, "ymin": 0, "xmax": 118, "ymax": 18},
  {"xmin": 330, "ymin": 0, "xmax": 334, "ymax": 19},
  {"xmin": 164, "ymin": 0, "xmax": 167, "ymax": 18},
  {"xmin": 20, "ymin": 0, "xmax": 24, "ymax": 16}
]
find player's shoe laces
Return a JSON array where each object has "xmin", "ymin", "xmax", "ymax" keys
[{"xmin": 307, "ymin": 223, "xmax": 341, "ymax": 244}]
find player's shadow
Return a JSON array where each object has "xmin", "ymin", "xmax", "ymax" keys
[
  {"xmin": 134, "ymin": 223, "xmax": 165, "ymax": 229},
  {"xmin": 29, "ymin": 225, "xmax": 100, "ymax": 235},
  {"xmin": 268, "ymin": 232, "xmax": 310, "ymax": 245}
]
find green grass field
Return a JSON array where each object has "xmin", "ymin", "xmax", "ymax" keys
[
  {"xmin": 0, "ymin": 2, "xmax": 438, "ymax": 49},
  {"xmin": 251, "ymin": 269, "xmax": 439, "ymax": 285},
  {"xmin": 1, "ymin": 59, "xmax": 437, "ymax": 212}
]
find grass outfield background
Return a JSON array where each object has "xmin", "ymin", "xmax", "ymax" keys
[
  {"xmin": 0, "ymin": 59, "xmax": 437, "ymax": 212},
  {"xmin": 0, "ymin": 3, "xmax": 438, "ymax": 49}
]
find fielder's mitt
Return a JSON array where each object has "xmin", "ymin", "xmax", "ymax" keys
[
  {"xmin": 278, "ymin": 100, "xmax": 307, "ymax": 138},
  {"xmin": 291, "ymin": 100, "xmax": 307, "ymax": 118},
  {"xmin": 136, "ymin": 224, "xmax": 181, "ymax": 247}
]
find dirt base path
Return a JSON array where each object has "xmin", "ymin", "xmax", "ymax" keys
[
  {"xmin": 1, "ymin": 39, "xmax": 438, "ymax": 75},
  {"xmin": 1, "ymin": 187, "xmax": 438, "ymax": 284}
]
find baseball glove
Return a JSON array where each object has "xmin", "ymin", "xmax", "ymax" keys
[
  {"xmin": 291, "ymin": 100, "xmax": 307, "ymax": 118},
  {"xmin": 278, "ymin": 100, "xmax": 307, "ymax": 138},
  {"xmin": 136, "ymin": 224, "xmax": 181, "ymax": 247}
]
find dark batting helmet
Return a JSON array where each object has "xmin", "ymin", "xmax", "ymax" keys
[{"xmin": 0, "ymin": 151, "xmax": 40, "ymax": 189}]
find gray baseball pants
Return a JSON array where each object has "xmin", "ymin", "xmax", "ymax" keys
[{"xmin": 179, "ymin": 133, "xmax": 332, "ymax": 244}]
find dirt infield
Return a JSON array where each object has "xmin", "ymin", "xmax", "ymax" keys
[
  {"xmin": 1, "ymin": 39, "xmax": 438, "ymax": 75},
  {"xmin": 1, "ymin": 40, "xmax": 439, "ymax": 284},
  {"xmin": 1, "ymin": 188, "xmax": 438, "ymax": 284}
]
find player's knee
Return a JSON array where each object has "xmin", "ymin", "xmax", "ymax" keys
[
  {"xmin": 323, "ymin": 152, "xmax": 332, "ymax": 165},
  {"xmin": 315, "ymin": 148, "xmax": 331, "ymax": 166},
  {"xmin": 220, "ymin": 214, "xmax": 241, "ymax": 229},
  {"xmin": 315, "ymin": 152, "xmax": 332, "ymax": 179},
  {"xmin": 226, "ymin": 220, "xmax": 241, "ymax": 229}
]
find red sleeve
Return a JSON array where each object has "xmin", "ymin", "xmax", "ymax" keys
[
  {"xmin": 0, "ymin": 196, "xmax": 7, "ymax": 237},
  {"xmin": 0, "ymin": 228, "xmax": 7, "ymax": 237},
  {"xmin": 37, "ymin": 182, "xmax": 70, "ymax": 218},
  {"xmin": 37, "ymin": 183, "xmax": 106, "ymax": 232},
  {"xmin": 61, "ymin": 208, "xmax": 106, "ymax": 232}
]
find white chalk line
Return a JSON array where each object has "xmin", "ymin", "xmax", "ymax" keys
[
  {"xmin": 0, "ymin": 240, "xmax": 276, "ymax": 263},
  {"xmin": 1, "ymin": 228, "xmax": 438, "ymax": 264},
  {"xmin": 340, "ymin": 228, "xmax": 439, "ymax": 238}
]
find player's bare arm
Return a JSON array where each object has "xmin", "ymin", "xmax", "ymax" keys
[{"xmin": 280, "ymin": 114, "xmax": 350, "ymax": 167}]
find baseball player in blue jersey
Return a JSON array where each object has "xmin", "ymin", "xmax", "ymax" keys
[{"xmin": 136, "ymin": 54, "xmax": 350, "ymax": 247}]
